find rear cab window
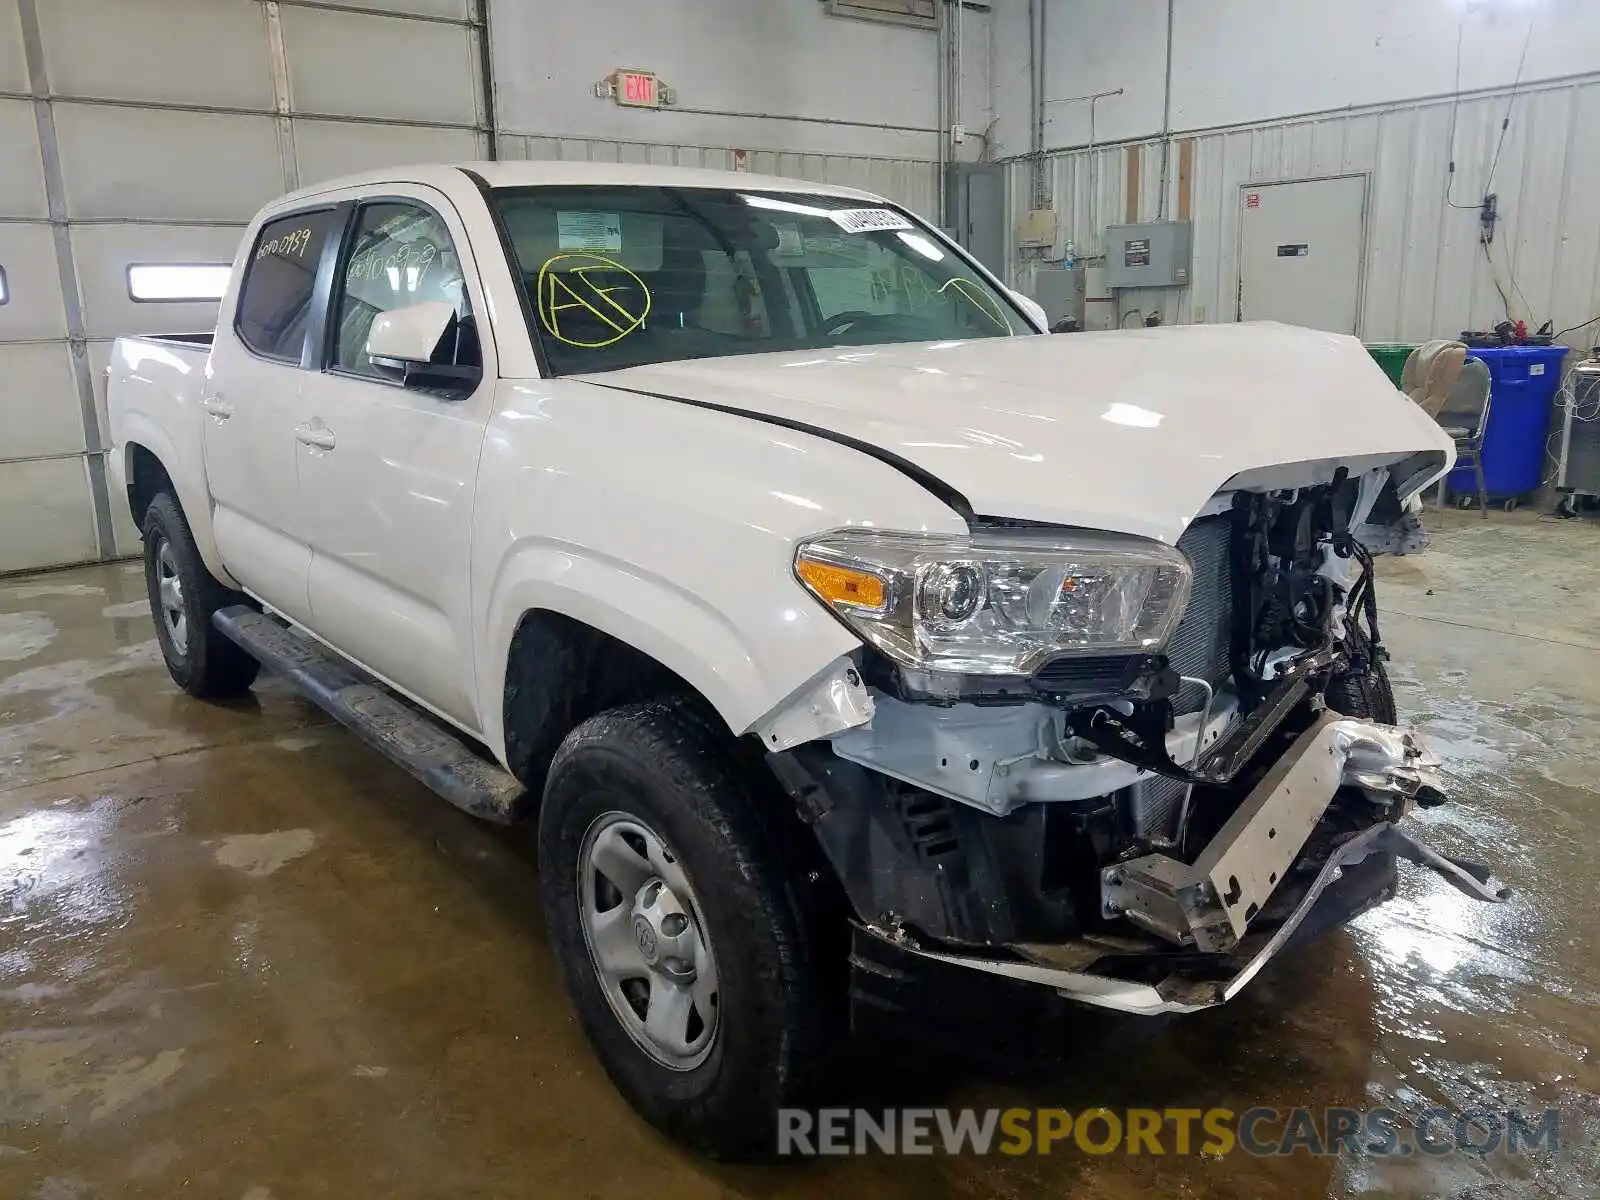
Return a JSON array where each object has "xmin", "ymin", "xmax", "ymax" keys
[{"xmin": 235, "ymin": 208, "xmax": 345, "ymax": 363}]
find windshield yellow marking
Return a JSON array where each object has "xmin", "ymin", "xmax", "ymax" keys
[
  {"xmin": 536, "ymin": 253, "xmax": 652, "ymax": 347},
  {"xmin": 939, "ymin": 277, "xmax": 1013, "ymax": 332}
]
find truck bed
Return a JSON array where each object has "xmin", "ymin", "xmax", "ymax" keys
[
  {"xmin": 106, "ymin": 331, "xmax": 219, "ymax": 567},
  {"xmin": 134, "ymin": 331, "xmax": 214, "ymax": 350}
]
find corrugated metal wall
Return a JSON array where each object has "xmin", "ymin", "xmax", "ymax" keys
[
  {"xmin": 0, "ymin": 0, "xmax": 488, "ymax": 574},
  {"xmin": 1010, "ymin": 76, "xmax": 1600, "ymax": 347},
  {"xmin": 499, "ymin": 134, "xmax": 940, "ymax": 222}
]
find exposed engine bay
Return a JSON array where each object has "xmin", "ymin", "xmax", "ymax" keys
[{"xmin": 769, "ymin": 466, "xmax": 1509, "ymax": 1014}]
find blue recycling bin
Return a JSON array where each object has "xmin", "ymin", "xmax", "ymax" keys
[{"xmin": 1445, "ymin": 345, "xmax": 1568, "ymax": 501}]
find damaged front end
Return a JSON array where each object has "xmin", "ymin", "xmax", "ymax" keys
[{"xmin": 767, "ymin": 465, "xmax": 1508, "ymax": 1023}]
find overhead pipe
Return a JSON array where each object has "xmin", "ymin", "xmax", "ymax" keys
[
  {"xmin": 1042, "ymin": 88, "xmax": 1123, "ymax": 247},
  {"xmin": 1156, "ymin": 0, "xmax": 1175, "ymax": 219},
  {"xmin": 937, "ymin": 0, "xmax": 948, "ymax": 226}
]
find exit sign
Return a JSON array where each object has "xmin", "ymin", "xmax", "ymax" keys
[{"xmin": 615, "ymin": 70, "xmax": 659, "ymax": 108}]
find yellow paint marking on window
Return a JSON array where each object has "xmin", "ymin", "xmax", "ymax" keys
[
  {"xmin": 939, "ymin": 278, "xmax": 1013, "ymax": 332},
  {"xmin": 535, "ymin": 253, "xmax": 653, "ymax": 348}
]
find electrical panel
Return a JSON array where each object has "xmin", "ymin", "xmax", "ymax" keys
[
  {"xmin": 1103, "ymin": 221, "xmax": 1191, "ymax": 289},
  {"xmin": 1016, "ymin": 209, "xmax": 1058, "ymax": 250}
]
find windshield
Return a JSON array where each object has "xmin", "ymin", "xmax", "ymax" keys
[{"xmin": 490, "ymin": 185, "xmax": 1028, "ymax": 375}]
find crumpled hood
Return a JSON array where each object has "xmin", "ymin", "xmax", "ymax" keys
[{"xmin": 577, "ymin": 322, "xmax": 1452, "ymax": 544}]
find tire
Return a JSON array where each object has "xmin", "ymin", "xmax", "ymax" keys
[
  {"xmin": 142, "ymin": 491, "xmax": 260, "ymax": 699},
  {"xmin": 537, "ymin": 699, "xmax": 836, "ymax": 1158},
  {"xmin": 1326, "ymin": 625, "xmax": 1397, "ymax": 724}
]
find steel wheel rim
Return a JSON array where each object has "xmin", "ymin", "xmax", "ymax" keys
[
  {"xmin": 576, "ymin": 811, "xmax": 719, "ymax": 1071},
  {"xmin": 154, "ymin": 539, "xmax": 188, "ymax": 657}
]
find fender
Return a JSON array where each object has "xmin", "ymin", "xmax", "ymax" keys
[
  {"xmin": 117, "ymin": 416, "xmax": 236, "ymax": 587},
  {"xmin": 475, "ymin": 539, "xmax": 860, "ymax": 766},
  {"xmin": 470, "ymin": 378, "xmax": 969, "ymax": 767}
]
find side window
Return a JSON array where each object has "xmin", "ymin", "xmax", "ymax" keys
[
  {"xmin": 331, "ymin": 201, "xmax": 474, "ymax": 378},
  {"xmin": 236, "ymin": 208, "xmax": 343, "ymax": 362}
]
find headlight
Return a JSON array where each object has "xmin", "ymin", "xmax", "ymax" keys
[{"xmin": 794, "ymin": 528, "xmax": 1192, "ymax": 676}]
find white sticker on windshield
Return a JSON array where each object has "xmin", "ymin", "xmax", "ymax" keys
[
  {"xmin": 557, "ymin": 211, "xmax": 623, "ymax": 252},
  {"xmin": 773, "ymin": 223, "xmax": 805, "ymax": 257},
  {"xmin": 828, "ymin": 207, "xmax": 915, "ymax": 235}
]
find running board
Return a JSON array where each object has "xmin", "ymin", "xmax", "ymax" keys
[{"xmin": 213, "ymin": 605, "xmax": 527, "ymax": 824}]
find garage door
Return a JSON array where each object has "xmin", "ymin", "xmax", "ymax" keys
[{"xmin": 0, "ymin": 0, "xmax": 489, "ymax": 573}]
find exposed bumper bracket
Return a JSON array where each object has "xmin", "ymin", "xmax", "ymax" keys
[
  {"xmin": 1105, "ymin": 714, "xmax": 1451, "ymax": 951},
  {"xmin": 865, "ymin": 821, "xmax": 1508, "ymax": 1017}
]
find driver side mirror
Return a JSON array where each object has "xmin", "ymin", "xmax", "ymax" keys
[{"xmin": 366, "ymin": 300, "xmax": 481, "ymax": 395}]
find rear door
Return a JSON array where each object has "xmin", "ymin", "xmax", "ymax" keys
[
  {"xmin": 293, "ymin": 187, "xmax": 492, "ymax": 731},
  {"xmin": 205, "ymin": 205, "xmax": 347, "ymax": 624}
]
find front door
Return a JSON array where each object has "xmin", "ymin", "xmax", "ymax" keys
[
  {"xmin": 1237, "ymin": 175, "xmax": 1367, "ymax": 333},
  {"xmin": 293, "ymin": 190, "xmax": 492, "ymax": 731},
  {"xmin": 203, "ymin": 205, "xmax": 347, "ymax": 625}
]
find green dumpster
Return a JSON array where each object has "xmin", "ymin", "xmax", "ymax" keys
[{"xmin": 1365, "ymin": 343, "xmax": 1417, "ymax": 389}]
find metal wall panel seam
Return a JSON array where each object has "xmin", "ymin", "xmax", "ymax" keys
[
  {"xmin": 509, "ymin": 129, "xmax": 939, "ymax": 166},
  {"xmin": 1, "ymin": 450, "xmax": 95, "ymax": 467},
  {"xmin": 271, "ymin": 0, "xmax": 482, "ymax": 30},
  {"xmin": 263, "ymin": 1, "xmax": 300, "ymax": 190},
  {"xmin": 15, "ymin": 0, "xmax": 115, "ymax": 559},
  {"xmin": 0, "ymin": 217, "xmax": 253, "ymax": 228},
  {"xmin": 474, "ymin": 0, "xmax": 496, "ymax": 159},
  {"xmin": 30, "ymin": 93, "xmax": 485, "ymax": 133}
]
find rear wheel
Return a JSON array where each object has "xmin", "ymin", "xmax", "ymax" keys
[
  {"xmin": 537, "ymin": 699, "xmax": 836, "ymax": 1158},
  {"xmin": 142, "ymin": 491, "xmax": 260, "ymax": 699}
]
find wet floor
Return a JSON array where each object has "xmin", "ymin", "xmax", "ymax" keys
[{"xmin": 1, "ymin": 510, "xmax": 1597, "ymax": 1198}]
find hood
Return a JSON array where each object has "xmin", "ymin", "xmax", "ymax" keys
[{"xmin": 575, "ymin": 323, "xmax": 1452, "ymax": 544}]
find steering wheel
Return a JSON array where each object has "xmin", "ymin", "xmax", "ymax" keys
[{"xmin": 823, "ymin": 310, "xmax": 881, "ymax": 337}]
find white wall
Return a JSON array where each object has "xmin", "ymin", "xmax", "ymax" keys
[
  {"xmin": 490, "ymin": 0, "xmax": 990, "ymax": 163},
  {"xmin": 1020, "ymin": 0, "xmax": 1600, "ymax": 153},
  {"xmin": 998, "ymin": 0, "xmax": 1600, "ymax": 349},
  {"xmin": 1008, "ymin": 78, "xmax": 1600, "ymax": 346}
]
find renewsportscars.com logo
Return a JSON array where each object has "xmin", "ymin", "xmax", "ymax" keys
[{"xmin": 776, "ymin": 1106, "xmax": 1563, "ymax": 1158}]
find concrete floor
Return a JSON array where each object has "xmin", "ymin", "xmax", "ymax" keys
[{"xmin": 1, "ymin": 509, "xmax": 1597, "ymax": 1198}]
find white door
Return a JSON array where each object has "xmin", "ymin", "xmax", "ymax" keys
[
  {"xmin": 1237, "ymin": 176, "xmax": 1367, "ymax": 334},
  {"xmin": 204, "ymin": 205, "xmax": 348, "ymax": 625},
  {"xmin": 294, "ymin": 189, "xmax": 491, "ymax": 731}
]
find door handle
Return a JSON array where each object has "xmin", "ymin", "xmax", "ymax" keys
[
  {"xmin": 200, "ymin": 395, "xmax": 234, "ymax": 420},
  {"xmin": 294, "ymin": 422, "xmax": 337, "ymax": 451}
]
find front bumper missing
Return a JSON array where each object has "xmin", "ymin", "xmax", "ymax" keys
[
  {"xmin": 1105, "ymin": 712, "xmax": 1453, "ymax": 951},
  {"xmin": 860, "ymin": 821, "xmax": 1509, "ymax": 1018}
]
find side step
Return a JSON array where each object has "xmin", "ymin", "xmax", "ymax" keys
[{"xmin": 213, "ymin": 605, "xmax": 528, "ymax": 823}]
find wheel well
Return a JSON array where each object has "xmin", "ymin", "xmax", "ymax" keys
[
  {"xmin": 126, "ymin": 443, "xmax": 174, "ymax": 528},
  {"xmin": 502, "ymin": 609, "xmax": 707, "ymax": 793},
  {"xmin": 505, "ymin": 610, "xmax": 852, "ymax": 939}
]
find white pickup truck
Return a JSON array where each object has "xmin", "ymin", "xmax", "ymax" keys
[{"xmin": 108, "ymin": 162, "xmax": 1506, "ymax": 1157}]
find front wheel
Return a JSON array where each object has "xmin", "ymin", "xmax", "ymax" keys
[
  {"xmin": 142, "ymin": 492, "xmax": 260, "ymax": 699},
  {"xmin": 1326, "ymin": 625, "xmax": 1397, "ymax": 724},
  {"xmin": 537, "ymin": 700, "xmax": 836, "ymax": 1158}
]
